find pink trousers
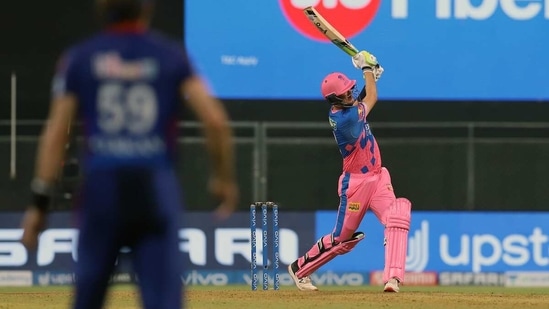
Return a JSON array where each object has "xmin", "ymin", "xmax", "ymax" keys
[{"xmin": 332, "ymin": 167, "xmax": 395, "ymax": 241}]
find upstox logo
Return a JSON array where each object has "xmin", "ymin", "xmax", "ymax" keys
[
  {"xmin": 279, "ymin": 0, "xmax": 382, "ymax": 41},
  {"xmin": 405, "ymin": 219, "xmax": 549, "ymax": 272},
  {"xmin": 406, "ymin": 220, "xmax": 429, "ymax": 272}
]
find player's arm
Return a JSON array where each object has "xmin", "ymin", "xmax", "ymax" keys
[
  {"xmin": 180, "ymin": 76, "xmax": 234, "ymax": 184},
  {"xmin": 35, "ymin": 95, "xmax": 77, "ymax": 184},
  {"xmin": 352, "ymin": 51, "xmax": 381, "ymax": 113},
  {"xmin": 361, "ymin": 71, "xmax": 378, "ymax": 112},
  {"xmin": 180, "ymin": 76, "xmax": 238, "ymax": 219},
  {"xmin": 21, "ymin": 94, "xmax": 77, "ymax": 249}
]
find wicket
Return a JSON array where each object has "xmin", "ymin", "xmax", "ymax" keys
[{"xmin": 250, "ymin": 201, "xmax": 280, "ymax": 291}]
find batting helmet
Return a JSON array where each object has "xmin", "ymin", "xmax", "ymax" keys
[{"xmin": 321, "ymin": 72, "xmax": 356, "ymax": 103}]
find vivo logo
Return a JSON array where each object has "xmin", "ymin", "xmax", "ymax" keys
[
  {"xmin": 243, "ymin": 271, "xmax": 365, "ymax": 286},
  {"xmin": 312, "ymin": 271, "xmax": 364, "ymax": 285},
  {"xmin": 273, "ymin": 229, "xmax": 280, "ymax": 270},
  {"xmin": 182, "ymin": 271, "xmax": 228, "ymax": 286}
]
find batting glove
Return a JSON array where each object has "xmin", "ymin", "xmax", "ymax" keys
[
  {"xmin": 352, "ymin": 51, "xmax": 378, "ymax": 72},
  {"xmin": 373, "ymin": 64, "xmax": 384, "ymax": 81}
]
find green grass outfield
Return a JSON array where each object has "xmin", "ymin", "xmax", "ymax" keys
[{"xmin": 1, "ymin": 285, "xmax": 549, "ymax": 309}]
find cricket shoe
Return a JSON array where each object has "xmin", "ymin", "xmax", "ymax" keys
[
  {"xmin": 383, "ymin": 278, "xmax": 400, "ymax": 293},
  {"xmin": 288, "ymin": 263, "xmax": 318, "ymax": 291}
]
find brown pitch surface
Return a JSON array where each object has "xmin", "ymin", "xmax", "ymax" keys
[{"xmin": 1, "ymin": 285, "xmax": 549, "ymax": 309}]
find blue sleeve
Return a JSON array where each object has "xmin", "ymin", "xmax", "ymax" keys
[
  {"xmin": 331, "ymin": 106, "xmax": 361, "ymax": 139},
  {"xmin": 51, "ymin": 49, "xmax": 79, "ymax": 98}
]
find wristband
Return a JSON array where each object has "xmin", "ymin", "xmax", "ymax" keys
[{"xmin": 30, "ymin": 178, "xmax": 53, "ymax": 212}]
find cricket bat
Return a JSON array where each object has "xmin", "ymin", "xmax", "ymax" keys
[
  {"xmin": 304, "ymin": 6, "xmax": 367, "ymax": 100},
  {"xmin": 303, "ymin": 6, "xmax": 359, "ymax": 57}
]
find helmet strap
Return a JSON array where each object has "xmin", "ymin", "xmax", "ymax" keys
[
  {"xmin": 325, "ymin": 94, "xmax": 343, "ymax": 105},
  {"xmin": 325, "ymin": 94, "xmax": 355, "ymax": 109}
]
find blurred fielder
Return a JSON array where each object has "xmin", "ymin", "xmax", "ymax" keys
[
  {"xmin": 20, "ymin": 0, "xmax": 239, "ymax": 308},
  {"xmin": 288, "ymin": 51, "xmax": 412, "ymax": 292}
]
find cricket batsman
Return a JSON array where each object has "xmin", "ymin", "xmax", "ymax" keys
[{"xmin": 288, "ymin": 51, "xmax": 412, "ymax": 292}]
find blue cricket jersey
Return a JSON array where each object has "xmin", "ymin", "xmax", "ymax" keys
[{"xmin": 52, "ymin": 26, "xmax": 194, "ymax": 171}]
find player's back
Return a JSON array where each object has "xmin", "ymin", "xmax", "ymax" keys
[{"xmin": 60, "ymin": 27, "xmax": 192, "ymax": 172}]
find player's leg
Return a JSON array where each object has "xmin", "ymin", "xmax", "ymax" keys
[
  {"xmin": 288, "ymin": 173, "xmax": 376, "ymax": 290},
  {"xmin": 133, "ymin": 229, "xmax": 181, "ymax": 309},
  {"xmin": 131, "ymin": 169, "xmax": 182, "ymax": 309},
  {"xmin": 369, "ymin": 167, "xmax": 412, "ymax": 292},
  {"xmin": 288, "ymin": 232, "xmax": 365, "ymax": 291},
  {"xmin": 72, "ymin": 173, "xmax": 121, "ymax": 309},
  {"xmin": 381, "ymin": 197, "xmax": 411, "ymax": 292}
]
